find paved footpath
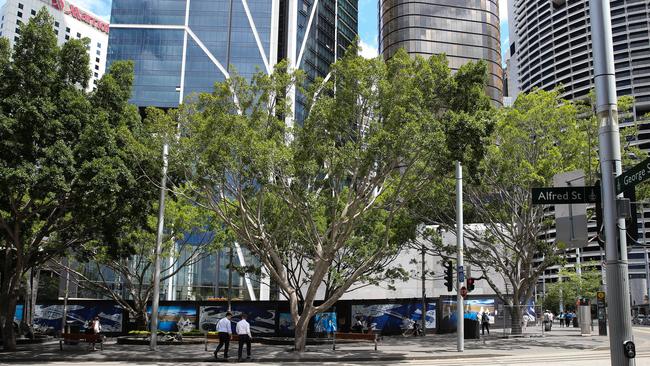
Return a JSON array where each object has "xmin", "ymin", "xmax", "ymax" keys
[{"xmin": 1, "ymin": 327, "xmax": 650, "ymax": 365}]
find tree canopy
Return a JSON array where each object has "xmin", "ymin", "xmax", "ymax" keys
[{"xmin": 175, "ymin": 45, "xmax": 494, "ymax": 350}]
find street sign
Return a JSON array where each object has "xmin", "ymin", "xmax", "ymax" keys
[
  {"xmin": 458, "ymin": 265, "xmax": 465, "ymax": 283},
  {"xmin": 597, "ymin": 291, "xmax": 607, "ymax": 336},
  {"xmin": 616, "ymin": 157, "xmax": 650, "ymax": 194},
  {"xmin": 532, "ymin": 186, "xmax": 600, "ymax": 204},
  {"xmin": 460, "ymin": 286, "xmax": 467, "ymax": 298}
]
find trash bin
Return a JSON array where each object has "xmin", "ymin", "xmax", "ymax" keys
[
  {"xmin": 464, "ymin": 318, "xmax": 480, "ymax": 339},
  {"xmin": 573, "ymin": 317, "xmax": 579, "ymax": 328}
]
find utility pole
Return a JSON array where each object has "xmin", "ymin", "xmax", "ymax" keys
[
  {"xmin": 456, "ymin": 161, "xmax": 464, "ymax": 352},
  {"xmin": 150, "ymin": 143, "xmax": 169, "ymax": 351},
  {"xmin": 590, "ymin": 1, "xmax": 635, "ymax": 364},
  {"xmin": 227, "ymin": 244, "xmax": 234, "ymax": 311},
  {"xmin": 421, "ymin": 242, "xmax": 426, "ymax": 336}
]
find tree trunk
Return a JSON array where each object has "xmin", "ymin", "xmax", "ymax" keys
[
  {"xmin": 293, "ymin": 316, "xmax": 310, "ymax": 352},
  {"xmin": 509, "ymin": 304, "xmax": 523, "ymax": 335},
  {"xmin": 1, "ymin": 293, "xmax": 18, "ymax": 351}
]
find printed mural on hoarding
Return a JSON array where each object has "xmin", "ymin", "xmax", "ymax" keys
[
  {"xmin": 440, "ymin": 298, "xmax": 496, "ymax": 331},
  {"xmin": 314, "ymin": 312, "xmax": 337, "ymax": 333},
  {"xmin": 146, "ymin": 305, "xmax": 197, "ymax": 333},
  {"xmin": 199, "ymin": 304, "xmax": 275, "ymax": 334},
  {"xmin": 32, "ymin": 304, "xmax": 123, "ymax": 334},
  {"xmin": 350, "ymin": 302, "xmax": 436, "ymax": 333}
]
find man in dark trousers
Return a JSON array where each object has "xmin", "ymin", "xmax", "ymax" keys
[
  {"xmin": 236, "ymin": 313, "xmax": 252, "ymax": 361},
  {"xmin": 214, "ymin": 312, "xmax": 233, "ymax": 360},
  {"xmin": 481, "ymin": 311, "xmax": 490, "ymax": 335}
]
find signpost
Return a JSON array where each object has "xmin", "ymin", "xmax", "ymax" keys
[
  {"xmin": 597, "ymin": 291, "xmax": 607, "ymax": 336},
  {"xmin": 615, "ymin": 156, "xmax": 650, "ymax": 194},
  {"xmin": 532, "ymin": 186, "xmax": 600, "ymax": 205}
]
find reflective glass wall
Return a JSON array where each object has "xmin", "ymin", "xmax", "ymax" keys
[{"xmin": 379, "ymin": 0, "xmax": 503, "ymax": 105}]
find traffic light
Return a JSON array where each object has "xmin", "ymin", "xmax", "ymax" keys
[
  {"xmin": 444, "ymin": 261, "xmax": 454, "ymax": 292},
  {"xmin": 467, "ymin": 277, "xmax": 475, "ymax": 292}
]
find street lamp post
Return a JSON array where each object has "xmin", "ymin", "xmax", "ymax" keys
[
  {"xmin": 456, "ymin": 161, "xmax": 464, "ymax": 352},
  {"xmin": 590, "ymin": 1, "xmax": 635, "ymax": 364}
]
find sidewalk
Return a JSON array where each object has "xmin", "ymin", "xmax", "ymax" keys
[{"xmin": 0, "ymin": 328, "xmax": 629, "ymax": 364}]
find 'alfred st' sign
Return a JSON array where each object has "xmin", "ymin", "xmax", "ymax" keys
[
  {"xmin": 532, "ymin": 186, "xmax": 600, "ymax": 205},
  {"xmin": 616, "ymin": 157, "xmax": 650, "ymax": 194}
]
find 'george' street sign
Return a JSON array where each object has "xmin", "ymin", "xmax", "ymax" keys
[
  {"xmin": 615, "ymin": 157, "xmax": 650, "ymax": 194},
  {"xmin": 532, "ymin": 186, "xmax": 600, "ymax": 205}
]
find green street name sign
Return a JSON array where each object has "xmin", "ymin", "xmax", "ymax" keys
[
  {"xmin": 532, "ymin": 186, "xmax": 600, "ymax": 205},
  {"xmin": 615, "ymin": 157, "xmax": 650, "ymax": 194}
]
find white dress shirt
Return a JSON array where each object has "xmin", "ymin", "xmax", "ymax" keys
[
  {"xmin": 216, "ymin": 317, "xmax": 232, "ymax": 334},
  {"xmin": 236, "ymin": 319, "xmax": 252, "ymax": 337}
]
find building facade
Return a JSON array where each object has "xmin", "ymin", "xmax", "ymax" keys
[
  {"xmin": 102, "ymin": 0, "xmax": 358, "ymax": 302},
  {"xmin": 507, "ymin": 0, "xmax": 650, "ymax": 305},
  {"xmin": 0, "ymin": 0, "xmax": 110, "ymax": 90},
  {"xmin": 107, "ymin": 0, "xmax": 357, "ymax": 111},
  {"xmin": 379, "ymin": 0, "xmax": 503, "ymax": 105}
]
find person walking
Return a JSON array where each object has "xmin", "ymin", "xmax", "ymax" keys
[
  {"xmin": 89, "ymin": 316, "xmax": 102, "ymax": 351},
  {"xmin": 214, "ymin": 312, "xmax": 233, "ymax": 360},
  {"xmin": 565, "ymin": 311, "xmax": 572, "ymax": 327},
  {"xmin": 558, "ymin": 311, "xmax": 564, "ymax": 328},
  {"xmin": 481, "ymin": 311, "xmax": 490, "ymax": 335},
  {"xmin": 236, "ymin": 313, "xmax": 252, "ymax": 361}
]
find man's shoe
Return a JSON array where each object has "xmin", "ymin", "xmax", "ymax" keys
[{"xmin": 213, "ymin": 351, "xmax": 219, "ymax": 359}]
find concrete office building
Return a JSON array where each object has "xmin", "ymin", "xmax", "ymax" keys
[
  {"xmin": 507, "ymin": 0, "xmax": 650, "ymax": 305},
  {"xmin": 0, "ymin": 0, "xmax": 110, "ymax": 90},
  {"xmin": 379, "ymin": 0, "xmax": 504, "ymax": 105}
]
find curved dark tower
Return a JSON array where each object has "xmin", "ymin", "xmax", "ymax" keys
[{"xmin": 379, "ymin": 0, "xmax": 503, "ymax": 105}]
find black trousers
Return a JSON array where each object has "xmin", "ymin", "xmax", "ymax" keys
[
  {"xmin": 215, "ymin": 332, "xmax": 230, "ymax": 357},
  {"xmin": 238, "ymin": 334, "xmax": 251, "ymax": 359},
  {"xmin": 482, "ymin": 322, "xmax": 490, "ymax": 335}
]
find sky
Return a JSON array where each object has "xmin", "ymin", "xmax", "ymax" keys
[{"xmin": 2, "ymin": 0, "xmax": 509, "ymax": 63}]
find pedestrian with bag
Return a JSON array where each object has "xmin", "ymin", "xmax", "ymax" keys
[
  {"xmin": 236, "ymin": 313, "xmax": 252, "ymax": 362},
  {"xmin": 214, "ymin": 312, "xmax": 233, "ymax": 360},
  {"xmin": 481, "ymin": 311, "xmax": 490, "ymax": 335}
]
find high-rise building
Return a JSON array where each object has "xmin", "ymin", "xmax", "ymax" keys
[
  {"xmin": 104, "ymin": 0, "xmax": 358, "ymax": 301},
  {"xmin": 107, "ymin": 0, "xmax": 358, "ymax": 111},
  {"xmin": 379, "ymin": 0, "xmax": 503, "ymax": 105},
  {"xmin": 508, "ymin": 0, "xmax": 650, "ymax": 305},
  {"xmin": 0, "ymin": 0, "xmax": 110, "ymax": 90}
]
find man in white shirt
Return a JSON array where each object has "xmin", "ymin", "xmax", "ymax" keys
[
  {"xmin": 214, "ymin": 312, "xmax": 232, "ymax": 360},
  {"xmin": 236, "ymin": 313, "xmax": 252, "ymax": 361}
]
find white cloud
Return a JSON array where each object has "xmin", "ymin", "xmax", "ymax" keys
[
  {"xmin": 499, "ymin": 0, "xmax": 508, "ymax": 22},
  {"xmin": 359, "ymin": 40, "xmax": 379, "ymax": 59},
  {"xmin": 73, "ymin": 0, "xmax": 111, "ymax": 22}
]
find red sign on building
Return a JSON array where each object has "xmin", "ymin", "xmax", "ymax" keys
[{"xmin": 50, "ymin": 0, "xmax": 109, "ymax": 34}]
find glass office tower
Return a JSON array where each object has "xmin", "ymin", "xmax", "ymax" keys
[
  {"xmin": 108, "ymin": 0, "xmax": 357, "ymax": 109},
  {"xmin": 379, "ymin": 0, "xmax": 503, "ymax": 105},
  {"xmin": 105, "ymin": 0, "xmax": 358, "ymax": 301}
]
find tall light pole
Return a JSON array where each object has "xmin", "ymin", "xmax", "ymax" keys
[
  {"xmin": 421, "ymin": 241, "xmax": 426, "ymax": 336},
  {"xmin": 456, "ymin": 161, "xmax": 464, "ymax": 352},
  {"xmin": 150, "ymin": 143, "xmax": 169, "ymax": 351},
  {"xmin": 590, "ymin": 1, "xmax": 635, "ymax": 364}
]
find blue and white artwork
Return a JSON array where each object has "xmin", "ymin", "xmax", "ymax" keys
[
  {"xmin": 314, "ymin": 312, "xmax": 337, "ymax": 333},
  {"xmin": 278, "ymin": 312, "xmax": 294, "ymax": 336},
  {"xmin": 33, "ymin": 304, "xmax": 123, "ymax": 334},
  {"xmin": 14, "ymin": 304, "xmax": 23, "ymax": 322},
  {"xmin": 146, "ymin": 305, "xmax": 197, "ymax": 332},
  {"xmin": 200, "ymin": 304, "xmax": 276, "ymax": 334},
  {"xmin": 350, "ymin": 302, "xmax": 436, "ymax": 333}
]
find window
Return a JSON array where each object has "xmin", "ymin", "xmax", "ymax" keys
[
  {"xmin": 76, "ymin": 32, "xmax": 81, "ymax": 38},
  {"xmin": 30, "ymin": 9, "xmax": 35, "ymax": 16},
  {"xmin": 54, "ymin": 29, "xmax": 58, "ymax": 35},
  {"xmin": 18, "ymin": 3, "xmax": 23, "ymax": 9},
  {"xmin": 17, "ymin": 11, "xmax": 22, "ymax": 18},
  {"xmin": 95, "ymin": 57, "xmax": 100, "ymax": 63},
  {"xmin": 65, "ymin": 35, "xmax": 69, "ymax": 40},
  {"xmin": 96, "ymin": 50, "xmax": 100, "ymax": 56},
  {"xmin": 95, "ymin": 65, "xmax": 99, "ymax": 70},
  {"xmin": 16, "ymin": 19, "xmax": 21, "ymax": 25},
  {"xmin": 14, "ymin": 36, "xmax": 19, "ymax": 42},
  {"xmin": 97, "ymin": 42, "xmax": 101, "ymax": 48},
  {"xmin": 94, "ymin": 72, "xmax": 98, "ymax": 77},
  {"xmin": 54, "ymin": 21, "xmax": 59, "ymax": 27},
  {"xmin": 65, "ymin": 27, "xmax": 70, "ymax": 33}
]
